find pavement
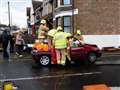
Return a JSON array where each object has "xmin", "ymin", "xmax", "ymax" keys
[{"xmin": 0, "ymin": 52, "xmax": 32, "ymax": 63}]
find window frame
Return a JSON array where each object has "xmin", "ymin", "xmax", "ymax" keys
[
  {"xmin": 63, "ymin": 16, "xmax": 71, "ymax": 33},
  {"xmin": 62, "ymin": 0, "xmax": 71, "ymax": 5}
]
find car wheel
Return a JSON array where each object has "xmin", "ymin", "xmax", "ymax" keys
[
  {"xmin": 87, "ymin": 52, "xmax": 97, "ymax": 64},
  {"xmin": 39, "ymin": 55, "xmax": 50, "ymax": 66}
]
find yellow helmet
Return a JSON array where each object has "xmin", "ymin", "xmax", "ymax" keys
[
  {"xmin": 77, "ymin": 30, "xmax": 81, "ymax": 35},
  {"xmin": 48, "ymin": 29, "xmax": 57, "ymax": 37},
  {"xmin": 57, "ymin": 26, "xmax": 63, "ymax": 31},
  {"xmin": 40, "ymin": 19, "xmax": 46, "ymax": 24},
  {"xmin": 35, "ymin": 39, "xmax": 40, "ymax": 43},
  {"xmin": 65, "ymin": 32, "xmax": 72, "ymax": 38}
]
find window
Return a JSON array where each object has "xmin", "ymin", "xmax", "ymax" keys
[
  {"xmin": 63, "ymin": 0, "xmax": 71, "ymax": 5},
  {"xmin": 57, "ymin": 17, "xmax": 62, "ymax": 26},
  {"xmin": 63, "ymin": 16, "xmax": 71, "ymax": 33},
  {"xmin": 55, "ymin": 0, "xmax": 58, "ymax": 8},
  {"xmin": 58, "ymin": 0, "xmax": 61, "ymax": 7},
  {"xmin": 55, "ymin": 0, "xmax": 71, "ymax": 7}
]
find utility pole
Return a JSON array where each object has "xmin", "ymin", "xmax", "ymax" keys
[{"xmin": 8, "ymin": 1, "xmax": 11, "ymax": 31}]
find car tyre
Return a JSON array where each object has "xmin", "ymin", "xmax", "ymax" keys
[
  {"xmin": 39, "ymin": 55, "xmax": 51, "ymax": 66},
  {"xmin": 87, "ymin": 52, "xmax": 97, "ymax": 64}
]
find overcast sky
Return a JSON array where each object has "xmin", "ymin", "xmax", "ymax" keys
[{"xmin": 0, "ymin": 0, "xmax": 32, "ymax": 28}]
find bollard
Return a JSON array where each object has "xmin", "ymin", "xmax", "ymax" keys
[
  {"xmin": 3, "ymin": 81, "xmax": 18, "ymax": 90},
  {"xmin": 3, "ymin": 81, "xmax": 13, "ymax": 90}
]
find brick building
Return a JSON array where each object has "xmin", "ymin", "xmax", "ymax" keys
[
  {"xmin": 31, "ymin": 0, "xmax": 120, "ymax": 48},
  {"xmin": 54, "ymin": 0, "xmax": 120, "ymax": 35},
  {"xmin": 32, "ymin": 0, "xmax": 53, "ymax": 29}
]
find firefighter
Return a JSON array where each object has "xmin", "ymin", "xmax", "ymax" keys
[
  {"xmin": 47, "ymin": 26, "xmax": 57, "ymax": 47},
  {"xmin": 65, "ymin": 32, "xmax": 72, "ymax": 61},
  {"xmin": 47, "ymin": 27, "xmax": 57, "ymax": 64},
  {"xmin": 74, "ymin": 30, "xmax": 85, "ymax": 45},
  {"xmin": 38, "ymin": 19, "xmax": 49, "ymax": 43},
  {"xmin": 53, "ymin": 26, "xmax": 67, "ymax": 66}
]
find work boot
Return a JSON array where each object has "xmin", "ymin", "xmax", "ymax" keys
[
  {"xmin": 61, "ymin": 60, "xmax": 66, "ymax": 66},
  {"xmin": 57, "ymin": 60, "xmax": 61, "ymax": 65},
  {"xmin": 19, "ymin": 55, "xmax": 23, "ymax": 57}
]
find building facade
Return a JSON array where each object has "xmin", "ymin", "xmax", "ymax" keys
[
  {"xmin": 32, "ymin": 0, "xmax": 53, "ymax": 31},
  {"xmin": 53, "ymin": 0, "xmax": 120, "ymax": 35},
  {"xmin": 30, "ymin": 0, "xmax": 120, "ymax": 48},
  {"xmin": 53, "ymin": 0, "xmax": 74, "ymax": 33},
  {"xmin": 42, "ymin": 0, "xmax": 53, "ymax": 29}
]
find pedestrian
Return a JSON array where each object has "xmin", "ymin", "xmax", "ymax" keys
[
  {"xmin": 15, "ymin": 30, "xmax": 24, "ymax": 57},
  {"xmin": 53, "ymin": 26, "xmax": 67, "ymax": 66},
  {"xmin": 1, "ymin": 30, "xmax": 10, "ymax": 59},
  {"xmin": 9, "ymin": 32, "xmax": 15, "ymax": 53}
]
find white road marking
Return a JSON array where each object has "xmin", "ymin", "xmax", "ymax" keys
[
  {"xmin": 102, "ymin": 54, "xmax": 120, "ymax": 58},
  {"xmin": 0, "ymin": 72, "xmax": 102, "ymax": 82},
  {"xmin": 110, "ymin": 87, "xmax": 120, "ymax": 90}
]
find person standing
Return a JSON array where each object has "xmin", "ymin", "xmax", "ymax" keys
[
  {"xmin": 15, "ymin": 30, "xmax": 24, "ymax": 57},
  {"xmin": 47, "ymin": 27, "xmax": 57, "ymax": 64},
  {"xmin": 53, "ymin": 26, "xmax": 67, "ymax": 66},
  {"xmin": 47, "ymin": 26, "xmax": 57, "ymax": 47},
  {"xmin": 74, "ymin": 30, "xmax": 84, "ymax": 45},
  {"xmin": 9, "ymin": 32, "xmax": 15, "ymax": 53},
  {"xmin": 38, "ymin": 19, "xmax": 49, "ymax": 43},
  {"xmin": 1, "ymin": 30, "xmax": 10, "ymax": 58},
  {"xmin": 65, "ymin": 32, "xmax": 72, "ymax": 61}
]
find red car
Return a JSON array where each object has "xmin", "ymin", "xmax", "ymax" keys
[{"xmin": 31, "ymin": 44, "xmax": 102, "ymax": 66}]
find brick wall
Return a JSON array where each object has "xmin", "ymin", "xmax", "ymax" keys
[{"xmin": 74, "ymin": 0, "xmax": 120, "ymax": 35}]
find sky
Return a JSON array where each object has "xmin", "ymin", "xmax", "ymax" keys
[{"xmin": 0, "ymin": 0, "xmax": 32, "ymax": 28}]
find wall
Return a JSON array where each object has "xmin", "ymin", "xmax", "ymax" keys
[
  {"xmin": 74, "ymin": 0, "xmax": 120, "ymax": 35},
  {"xmin": 83, "ymin": 35, "xmax": 120, "ymax": 49},
  {"xmin": 42, "ymin": 0, "xmax": 53, "ymax": 17}
]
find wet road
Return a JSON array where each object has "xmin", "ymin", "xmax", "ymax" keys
[
  {"xmin": 0, "ymin": 62, "xmax": 120, "ymax": 90},
  {"xmin": 0, "ymin": 52, "xmax": 120, "ymax": 90}
]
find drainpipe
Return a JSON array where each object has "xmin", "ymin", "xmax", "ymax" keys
[{"xmin": 72, "ymin": 0, "xmax": 74, "ymax": 35}]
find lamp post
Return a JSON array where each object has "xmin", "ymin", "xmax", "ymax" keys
[{"xmin": 8, "ymin": 1, "xmax": 11, "ymax": 31}]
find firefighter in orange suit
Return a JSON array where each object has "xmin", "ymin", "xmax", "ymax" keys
[
  {"xmin": 74, "ymin": 30, "xmax": 85, "ymax": 45},
  {"xmin": 38, "ymin": 19, "xmax": 49, "ymax": 43},
  {"xmin": 53, "ymin": 26, "xmax": 67, "ymax": 65}
]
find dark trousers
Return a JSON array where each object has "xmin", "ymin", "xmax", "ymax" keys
[
  {"xmin": 16, "ymin": 45, "xmax": 23, "ymax": 55},
  {"xmin": 2, "ymin": 42, "xmax": 9, "ymax": 58},
  {"xmin": 10, "ymin": 43, "xmax": 14, "ymax": 53}
]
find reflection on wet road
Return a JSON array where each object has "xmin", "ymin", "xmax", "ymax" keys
[
  {"xmin": 0, "ymin": 51, "xmax": 120, "ymax": 90},
  {"xmin": 0, "ymin": 61, "xmax": 120, "ymax": 90}
]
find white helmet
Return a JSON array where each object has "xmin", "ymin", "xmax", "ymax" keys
[
  {"xmin": 40, "ymin": 19, "xmax": 46, "ymax": 24},
  {"xmin": 57, "ymin": 26, "xmax": 63, "ymax": 31},
  {"xmin": 77, "ymin": 30, "xmax": 81, "ymax": 35}
]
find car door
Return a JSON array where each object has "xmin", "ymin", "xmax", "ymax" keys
[{"xmin": 71, "ymin": 46, "xmax": 86, "ymax": 60}]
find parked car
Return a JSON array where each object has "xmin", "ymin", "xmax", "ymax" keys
[{"xmin": 31, "ymin": 43, "xmax": 102, "ymax": 66}]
